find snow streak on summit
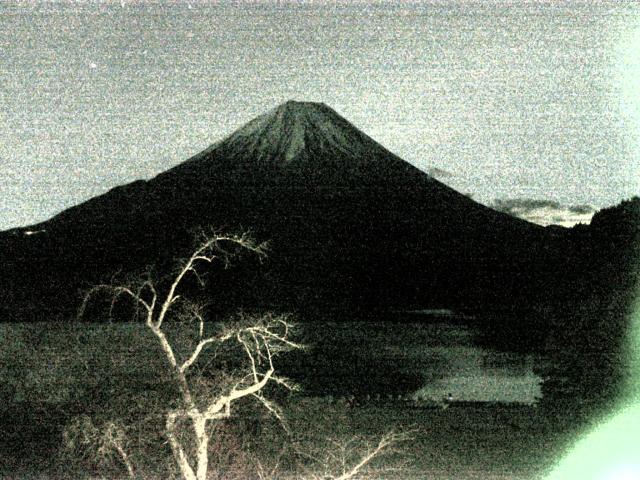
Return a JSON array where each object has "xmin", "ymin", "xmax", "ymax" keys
[
  {"xmin": 178, "ymin": 100, "xmax": 423, "ymax": 184},
  {"xmin": 218, "ymin": 101, "xmax": 386, "ymax": 163}
]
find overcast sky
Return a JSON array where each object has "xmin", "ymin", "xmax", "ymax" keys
[{"xmin": 1, "ymin": 0, "xmax": 639, "ymax": 230}]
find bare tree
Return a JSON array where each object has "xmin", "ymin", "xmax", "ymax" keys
[
  {"xmin": 63, "ymin": 415, "xmax": 136, "ymax": 479},
  {"xmin": 294, "ymin": 431, "xmax": 412, "ymax": 480},
  {"xmin": 79, "ymin": 232, "xmax": 301, "ymax": 480}
]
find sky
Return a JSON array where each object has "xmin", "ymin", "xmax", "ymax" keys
[{"xmin": 1, "ymin": 0, "xmax": 639, "ymax": 230}]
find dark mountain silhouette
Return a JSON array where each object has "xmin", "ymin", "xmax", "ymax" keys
[{"xmin": 0, "ymin": 101, "xmax": 594, "ymax": 322}]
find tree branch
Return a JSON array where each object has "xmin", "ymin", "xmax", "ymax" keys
[
  {"xmin": 331, "ymin": 432, "xmax": 411, "ymax": 480},
  {"xmin": 79, "ymin": 284, "xmax": 152, "ymax": 321},
  {"xmin": 203, "ymin": 365, "xmax": 275, "ymax": 421},
  {"xmin": 252, "ymin": 392, "xmax": 290, "ymax": 434},
  {"xmin": 180, "ymin": 337, "xmax": 219, "ymax": 374}
]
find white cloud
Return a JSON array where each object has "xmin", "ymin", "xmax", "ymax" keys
[{"xmin": 491, "ymin": 198, "xmax": 596, "ymax": 227}]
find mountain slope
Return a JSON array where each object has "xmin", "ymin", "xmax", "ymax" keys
[{"xmin": 0, "ymin": 101, "xmax": 559, "ymax": 320}]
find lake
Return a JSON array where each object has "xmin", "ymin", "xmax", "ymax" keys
[
  {"xmin": 0, "ymin": 318, "xmax": 543, "ymax": 405},
  {"xmin": 288, "ymin": 317, "xmax": 542, "ymax": 404}
]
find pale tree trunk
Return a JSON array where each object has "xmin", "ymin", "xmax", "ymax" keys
[
  {"xmin": 167, "ymin": 412, "xmax": 197, "ymax": 480},
  {"xmin": 194, "ymin": 415, "xmax": 210, "ymax": 480},
  {"xmin": 166, "ymin": 412, "xmax": 212, "ymax": 480}
]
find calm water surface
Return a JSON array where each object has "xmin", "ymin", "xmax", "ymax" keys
[{"xmin": 302, "ymin": 319, "xmax": 542, "ymax": 404}]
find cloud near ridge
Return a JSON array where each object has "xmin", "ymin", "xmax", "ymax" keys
[
  {"xmin": 490, "ymin": 198, "xmax": 596, "ymax": 227},
  {"xmin": 427, "ymin": 167, "xmax": 455, "ymax": 179}
]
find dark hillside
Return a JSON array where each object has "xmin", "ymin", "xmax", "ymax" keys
[{"xmin": 535, "ymin": 197, "xmax": 640, "ymax": 419}]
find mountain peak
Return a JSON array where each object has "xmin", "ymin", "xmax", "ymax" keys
[
  {"xmin": 175, "ymin": 100, "xmax": 428, "ymax": 186},
  {"xmin": 276, "ymin": 99, "xmax": 328, "ymax": 112},
  {"xmin": 208, "ymin": 100, "xmax": 394, "ymax": 168}
]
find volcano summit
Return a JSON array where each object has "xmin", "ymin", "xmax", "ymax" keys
[
  {"xmin": 161, "ymin": 100, "xmax": 444, "ymax": 188},
  {"xmin": 0, "ymin": 101, "xmax": 558, "ymax": 320}
]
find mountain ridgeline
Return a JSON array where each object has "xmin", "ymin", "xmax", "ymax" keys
[{"xmin": 0, "ymin": 102, "xmax": 636, "ymax": 331}]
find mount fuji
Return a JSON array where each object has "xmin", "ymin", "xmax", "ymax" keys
[{"xmin": 0, "ymin": 101, "xmax": 560, "ymax": 320}]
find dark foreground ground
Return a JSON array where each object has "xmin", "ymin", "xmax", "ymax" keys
[
  {"xmin": 0, "ymin": 320, "xmax": 612, "ymax": 479},
  {"xmin": 286, "ymin": 400, "xmax": 579, "ymax": 480},
  {"xmin": 0, "ymin": 398, "xmax": 582, "ymax": 480}
]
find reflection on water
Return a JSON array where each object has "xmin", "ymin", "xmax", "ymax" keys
[
  {"xmin": 414, "ymin": 323, "xmax": 541, "ymax": 404},
  {"xmin": 412, "ymin": 344, "xmax": 541, "ymax": 404},
  {"xmin": 295, "ymin": 319, "xmax": 543, "ymax": 403}
]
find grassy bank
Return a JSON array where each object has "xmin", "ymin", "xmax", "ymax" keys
[
  {"xmin": 0, "ymin": 321, "xmax": 583, "ymax": 479},
  {"xmin": 0, "ymin": 398, "xmax": 578, "ymax": 479}
]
